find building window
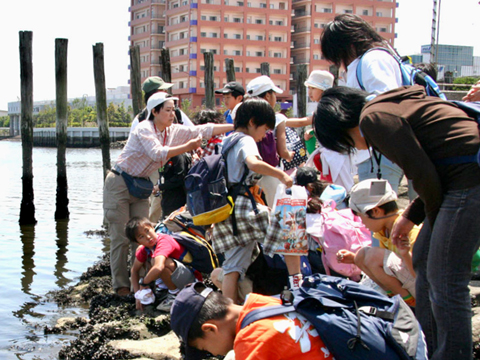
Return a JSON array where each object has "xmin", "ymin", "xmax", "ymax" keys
[
  {"xmin": 314, "ymin": 23, "xmax": 319, "ymax": 28},
  {"xmin": 234, "ymin": 50, "xmax": 241, "ymax": 55},
  {"xmin": 344, "ymin": 9, "xmax": 353, "ymax": 14},
  {"xmin": 323, "ymin": 8, "xmax": 332, "ymax": 13},
  {"xmin": 237, "ymin": 1, "xmax": 243, "ymax": 5},
  {"xmin": 270, "ymin": 3, "xmax": 274, "ymax": 8},
  {"xmin": 256, "ymin": 68, "xmax": 262, "ymax": 73},
  {"xmin": 273, "ymin": 69, "xmax": 281, "ymax": 74},
  {"xmin": 314, "ymin": 38, "xmax": 320, "ymax": 44},
  {"xmin": 224, "ymin": 33, "xmax": 228, "ymax": 38},
  {"xmin": 363, "ymin": 10, "xmax": 369, "ymax": 15},
  {"xmin": 276, "ymin": 20, "xmax": 283, "ymax": 25},
  {"xmin": 376, "ymin": 12, "xmax": 382, "ymax": 17},
  {"xmin": 255, "ymin": 19, "xmax": 263, "ymax": 24},
  {"xmin": 256, "ymin": 51, "xmax": 263, "ymax": 57},
  {"xmin": 201, "ymin": 32, "xmax": 206, "ymax": 37},
  {"xmin": 179, "ymin": 81, "xmax": 185, "ymax": 89},
  {"xmin": 313, "ymin": 54, "xmax": 319, "ymax": 60},
  {"xmin": 274, "ymin": 36, "xmax": 282, "ymax": 42},
  {"xmin": 210, "ymin": 32, "xmax": 218, "ymax": 38},
  {"xmin": 201, "ymin": 49, "xmax": 206, "ymax": 53},
  {"xmin": 224, "ymin": 50, "xmax": 228, "ymax": 55},
  {"xmin": 378, "ymin": 27, "xmax": 387, "ymax": 33},
  {"xmin": 234, "ymin": 66, "xmax": 241, "ymax": 72},
  {"xmin": 256, "ymin": 35, "xmax": 264, "ymax": 41},
  {"xmin": 235, "ymin": 34, "xmax": 242, "ymax": 39},
  {"xmin": 234, "ymin": 17, "xmax": 242, "ymax": 23},
  {"xmin": 210, "ymin": 16, "xmax": 217, "ymax": 21},
  {"xmin": 201, "ymin": 15, "xmax": 207, "ymax": 20},
  {"xmin": 260, "ymin": 3, "xmax": 267, "ymax": 8},
  {"xmin": 274, "ymin": 52, "xmax": 282, "ymax": 58}
]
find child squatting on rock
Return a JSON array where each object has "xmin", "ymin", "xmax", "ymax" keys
[
  {"xmin": 336, "ymin": 179, "xmax": 419, "ymax": 308},
  {"xmin": 170, "ymin": 282, "xmax": 334, "ymax": 360},
  {"xmin": 125, "ymin": 217, "xmax": 199, "ymax": 311}
]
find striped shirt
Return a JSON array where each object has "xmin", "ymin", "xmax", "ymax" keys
[{"xmin": 116, "ymin": 120, "xmax": 214, "ymax": 178}]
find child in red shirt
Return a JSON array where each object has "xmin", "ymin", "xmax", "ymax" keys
[{"xmin": 125, "ymin": 217, "xmax": 198, "ymax": 311}]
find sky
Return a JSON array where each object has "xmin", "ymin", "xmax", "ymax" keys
[{"xmin": 1, "ymin": 0, "xmax": 479, "ymax": 111}]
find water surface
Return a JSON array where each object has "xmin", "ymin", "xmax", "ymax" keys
[{"xmin": 0, "ymin": 140, "xmax": 121, "ymax": 359}]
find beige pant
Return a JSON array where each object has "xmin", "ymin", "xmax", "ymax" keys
[{"xmin": 103, "ymin": 171, "xmax": 149, "ymax": 290}]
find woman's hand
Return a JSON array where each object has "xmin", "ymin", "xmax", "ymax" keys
[
  {"xmin": 188, "ymin": 135, "xmax": 203, "ymax": 151},
  {"xmin": 391, "ymin": 215, "xmax": 415, "ymax": 249},
  {"xmin": 336, "ymin": 249, "xmax": 356, "ymax": 264}
]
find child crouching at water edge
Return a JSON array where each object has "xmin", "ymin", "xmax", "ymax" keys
[{"xmin": 125, "ymin": 217, "xmax": 198, "ymax": 311}]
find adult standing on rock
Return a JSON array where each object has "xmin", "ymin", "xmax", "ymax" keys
[{"xmin": 104, "ymin": 92, "xmax": 233, "ymax": 296}]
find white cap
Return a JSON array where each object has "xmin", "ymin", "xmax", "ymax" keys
[
  {"xmin": 304, "ymin": 70, "xmax": 335, "ymax": 91},
  {"xmin": 349, "ymin": 179, "xmax": 397, "ymax": 214},
  {"xmin": 246, "ymin": 75, "xmax": 283, "ymax": 97},
  {"xmin": 146, "ymin": 92, "xmax": 179, "ymax": 120}
]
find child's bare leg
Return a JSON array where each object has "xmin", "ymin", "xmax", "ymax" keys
[
  {"xmin": 284, "ymin": 255, "xmax": 301, "ymax": 275},
  {"xmin": 356, "ymin": 247, "xmax": 410, "ymax": 297},
  {"xmin": 222, "ymin": 271, "xmax": 239, "ymax": 304},
  {"xmin": 159, "ymin": 258, "xmax": 178, "ymax": 290},
  {"xmin": 210, "ymin": 268, "xmax": 223, "ymax": 290}
]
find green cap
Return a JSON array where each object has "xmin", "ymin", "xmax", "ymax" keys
[{"xmin": 142, "ymin": 76, "xmax": 174, "ymax": 94}]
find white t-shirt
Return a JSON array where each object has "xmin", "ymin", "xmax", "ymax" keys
[
  {"xmin": 346, "ymin": 49, "xmax": 403, "ymax": 164},
  {"xmin": 346, "ymin": 49, "xmax": 403, "ymax": 95}
]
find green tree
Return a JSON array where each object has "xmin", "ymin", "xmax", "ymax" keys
[
  {"xmin": 0, "ymin": 115, "xmax": 10, "ymax": 127},
  {"xmin": 453, "ymin": 76, "xmax": 480, "ymax": 91},
  {"xmin": 33, "ymin": 103, "xmax": 56, "ymax": 128}
]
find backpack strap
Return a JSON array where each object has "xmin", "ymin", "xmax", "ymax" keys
[
  {"xmin": 240, "ymin": 304, "xmax": 296, "ymax": 330},
  {"xmin": 356, "ymin": 47, "xmax": 403, "ymax": 91},
  {"xmin": 222, "ymin": 133, "xmax": 259, "ymax": 236}
]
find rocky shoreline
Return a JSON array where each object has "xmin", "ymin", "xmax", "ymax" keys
[{"xmin": 44, "ymin": 250, "xmax": 480, "ymax": 359}]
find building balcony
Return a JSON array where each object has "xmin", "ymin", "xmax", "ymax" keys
[
  {"xmin": 292, "ymin": 26, "xmax": 311, "ymax": 34},
  {"xmin": 293, "ymin": 10, "xmax": 311, "ymax": 17}
]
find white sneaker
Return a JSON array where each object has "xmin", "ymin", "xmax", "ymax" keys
[{"xmin": 156, "ymin": 293, "xmax": 176, "ymax": 312}]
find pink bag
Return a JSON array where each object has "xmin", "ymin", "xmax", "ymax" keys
[{"xmin": 320, "ymin": 201, "xmax": 371, "ymax": 281}]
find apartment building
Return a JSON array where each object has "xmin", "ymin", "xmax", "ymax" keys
[{"xmin": 129, "ymin": 0, "xmax": 396, "ymax": 108}]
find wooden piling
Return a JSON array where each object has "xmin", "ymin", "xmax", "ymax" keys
[
  {"xmin": 160, "ymin": 48, "xmax": 172, "ymax": 95},
  {"xmin": 296, "ymin": 64, "xmax": 308, "ymax": 118},
  {"xmin": 19, "ymin": 31, "xmax": 36, "ymax": 225},
  {"xmin": 130, "ymin": 45, "xmax": 143, "ymax": 117},
  {"xmin": 93, "ymin": 43, "xmax": 111, "ymax": 181},
  {"xmin": 55, "ymin": 38, "xmax": 70, "ymax": 220},
  {"xmin": 260, "ymin": 62, "xmax": 270, "ymax": 76},
  {"xmin": 225, "ymin": 58, "xmax": 236, "ymax": 82},
  {"xmin": 204, "ymin": 52, "xmax": 214, "ymax": 109}
]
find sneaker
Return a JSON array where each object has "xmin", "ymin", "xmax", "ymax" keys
[{"xmin": 156, "ymin": 293, "xmax": 176, "ymax": 312}]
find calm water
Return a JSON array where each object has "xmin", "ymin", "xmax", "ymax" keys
[{"xmin": 0, "ymin": 140, "xmax": 121, "ymax": 360}]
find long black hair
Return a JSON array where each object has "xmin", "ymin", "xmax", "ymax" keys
[
  {"xmin": 313, "ymin": 86, "xmax": 369, "ymax": 154},
  {"xmin": 321, "ymin": 14, "xmax": 385, "ymax": 68}
]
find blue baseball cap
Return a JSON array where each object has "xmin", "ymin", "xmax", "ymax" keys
[{"xmin": 170, "ymin": 282, "xmax": 214, "ymax": 360}]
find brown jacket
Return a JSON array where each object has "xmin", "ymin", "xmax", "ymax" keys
[{"xmin": 360, "ymin": 85, "xmax": 480, "ymax": 225}]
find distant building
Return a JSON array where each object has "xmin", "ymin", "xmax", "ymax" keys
[
  {"xmin": 8, "ymin": 86, "xmax": 132, "ymax": 136},
  {"xmin": 129, "ymin": 0, "xmax": 396, "ymax": 108}
]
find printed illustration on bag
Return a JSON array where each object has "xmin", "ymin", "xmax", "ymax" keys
[{"xmin": 274, "ymin": 198, "xmax": 308, "ymax": 254}]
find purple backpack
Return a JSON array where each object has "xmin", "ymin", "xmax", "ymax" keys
[{"xmin": 257, "ymin": 130, "xmax": 279, "ymax": 167}]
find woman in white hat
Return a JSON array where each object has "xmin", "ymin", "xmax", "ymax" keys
[{"xmin": 104, "ymin": 92, "xmax": 232, "ymax": 296}]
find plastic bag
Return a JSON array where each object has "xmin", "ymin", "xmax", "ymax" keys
[{"xmin": 270, "ymin": 184, "xmax": 308, "ymax": 255}]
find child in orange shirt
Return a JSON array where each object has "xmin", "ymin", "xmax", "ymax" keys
[{"xmin": 170, "ymin": 282, "xmax": 333, "ymax": 360}]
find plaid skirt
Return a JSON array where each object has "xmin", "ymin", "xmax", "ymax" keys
[{"xmin": 212, "ymin": 196, "xmax": 270, "ymax": 254}]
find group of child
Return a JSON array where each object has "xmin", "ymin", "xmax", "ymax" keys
[{"xmin": 118, "ymin": 68, "xmax": 423, "ymax": 360}]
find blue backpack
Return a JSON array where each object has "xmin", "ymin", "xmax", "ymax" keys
[
  {"xmin": 433, "ymin": 100, "xmax": 480, "ymax": 167},
  {"xmin": 241, "ymin": 274, "xmax": 428, "ymax": 360},
  {"xmin": 356, "ymin": 47, "xmax": 446, "ymax": 100},
  {"xmin": 185, "ymin": 133, "xmax": 258, "ymax": 234}
]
